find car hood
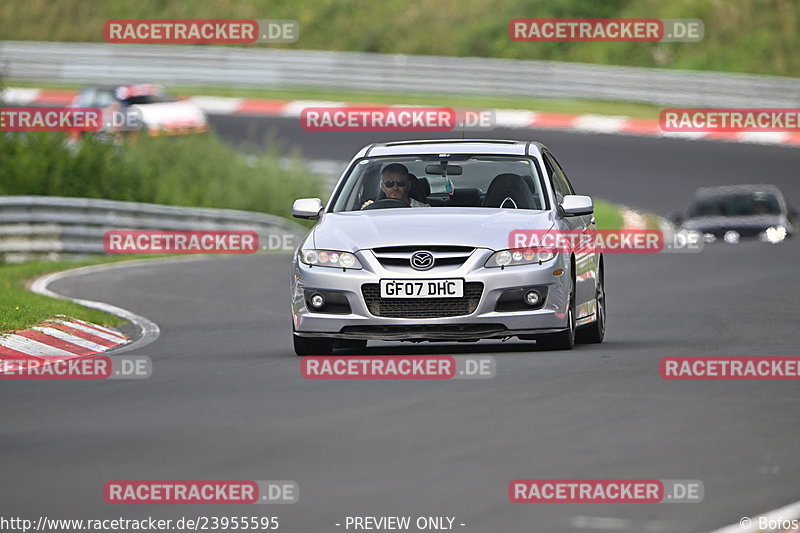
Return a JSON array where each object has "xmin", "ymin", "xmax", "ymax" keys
[
  {"xmin": 311, "ymin": 208, "xmax": 556, "ymax": 251},
  {"xmin": 682, "ymin": 214, "xmax": 787, "ymax": 236},
  {"xmin": 130, "ymin": 101, "xmax": 207, "ymax": 127}
]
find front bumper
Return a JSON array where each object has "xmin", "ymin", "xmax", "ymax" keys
[{"xmin": 291, "ymin": 248, "xmax": 571, "ymax": 341}]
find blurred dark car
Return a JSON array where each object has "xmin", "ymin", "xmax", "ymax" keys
[{"xmin": 671, "ymin": 184, "xmax": 797, "ymax": 244}]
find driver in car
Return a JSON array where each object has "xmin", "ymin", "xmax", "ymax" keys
[{"xmin": 362, "ymin": 163, "xmax": 430, "ymax": 209}]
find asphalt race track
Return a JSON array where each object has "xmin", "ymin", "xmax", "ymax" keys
[{"xmin": 1, "ymin": 116, "xmax": 799, "ymax": 533}]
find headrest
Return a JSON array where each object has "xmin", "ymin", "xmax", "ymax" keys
[
  {"xmin": 450, "ymin": 188, "xmax": 482, "ymax": 207},
  {"xmin": 482, "ymin": 173, "xmax": 537, "ymax": 209}
]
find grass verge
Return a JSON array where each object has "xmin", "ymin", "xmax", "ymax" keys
[
  {"xmin": 593, "ymin": 199, "xmax": 624, "ymax": 230},
  {"xmin": 0, "ymin": 130, "xmax": 327, "ymax": 224},
  {"xmin": 2, "ymin": 0, "xmax": 798, "ymax": 77},
  {"xmin": 0, "ymin": 257, "xmax": 131, "ymax": 333}
]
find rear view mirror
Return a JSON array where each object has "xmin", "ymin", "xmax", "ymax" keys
[
  {"xmin": 559, "ymin": 195, "xmax": 594, "ymax": 216},
  {"xmin": 425, "ymin": 164, "xmax": 463, "ymax": 175},
  {"xmin": 292, "ymin": 198, "xmax": 323, "ymax": 219}
]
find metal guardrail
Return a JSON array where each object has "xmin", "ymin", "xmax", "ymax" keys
[
  {"xmin": 0, "ymin": 196, "xmax": 307, "ymax": 263},
  {"xmin": 2, "ymin": 41, "xmax": 800, "ymax": 108}
]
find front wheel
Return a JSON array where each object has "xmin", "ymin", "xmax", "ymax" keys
[
  {"xmin": 536, "ymin": 280, "xmax": 575, "ymax": 351},
  {"xmin": 293, "ymin": 334, "xmax": 334, "ymax": 356},
  {"xmin": 576, "ymin": 267, "xmax": 605, "ymax": 344}
]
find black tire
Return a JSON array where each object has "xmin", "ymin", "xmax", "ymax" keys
[
  {"xmin": 537, "ymin": 277, "xmax": 576, "ymax": 351},
  {"xmin": 576, "ymin": 266, "xmax": 605, "ymax": 344},
  {"xmin": 293, "ymin": 334, "xmax": 334, "ymax": 356}
]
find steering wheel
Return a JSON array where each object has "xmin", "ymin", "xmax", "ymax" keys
[{"xmin": 362, "ymin": 198, "xmax": 411, "ymax": 210}]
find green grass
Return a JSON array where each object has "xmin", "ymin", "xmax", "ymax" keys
[
  {"xmin": 175, "ymin": 86, "xmax": 663, "ymax": 119},
  {"xmin": 0, "ymin": 258, "xmax": 130, "ymax": 332},
  {"xmin": 0, "ymin": 130, "xmax": 327, "ymax": 224},
  {"xmin": 593, "ymin": 199, "xmax": 624, "ymax": 230},
  {"xmin": 1, "ymin": 0, "xmax": 799, "ymax": 77}
]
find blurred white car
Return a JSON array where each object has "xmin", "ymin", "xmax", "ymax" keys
[{"xmin": 71, "ymin": 84, "xmax": 208, "ymax": 137}]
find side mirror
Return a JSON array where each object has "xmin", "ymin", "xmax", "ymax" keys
[
  {"xmin": 559, "ymin": 195, "xmax": 594, "ymax": 217},
  {"xmin": 292, "ymin": 198, "xmax": 324, "ymax": 220},
  {"xmin": 669, "ymin": 211, "xmax": 684, "ymax": 225}
]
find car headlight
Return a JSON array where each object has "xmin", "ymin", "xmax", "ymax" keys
[
  {"xmin": 761, "ymin": 226, "xmax": 787, "ymax": 244},
  {"xmin": 485, "ymin": 248, "xmax": 556, "ymax": 268},
  {"xmin": 723, "ymin": 230, "xmax": 740, "ymax": 244},
  {"xmin": 300, "ymin": 249, "xmax": 362, "ymax": 269}
]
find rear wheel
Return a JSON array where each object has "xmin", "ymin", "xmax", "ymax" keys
[
  {"xmin": 536, "ymin": 278, "xmax": 575, "ymax": 351},
  {"xmin": 576, "ymin": 267, "xmax": 605, "ymax": 344},
  {"xmin": 293, "ymin": 334, "xmax": 334, "ymax": 356}
]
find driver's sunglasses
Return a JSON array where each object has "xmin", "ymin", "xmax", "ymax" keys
[{"xmin": 383, "ymin": 180, "xmax": 408, "ymax": 188}]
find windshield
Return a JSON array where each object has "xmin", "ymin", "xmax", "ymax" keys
[
  {"xmin": 689, "ymin": 191, "xmax": 782, "ymax": 217},
  {"xmin": 330, "ymin": 156, "xmax": 548, "ymax": 212},
  {"xmin": 114, "ymin": 84, "xmax": 176, "ymax": 105}
]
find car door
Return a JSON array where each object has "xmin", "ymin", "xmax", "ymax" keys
[{"xmin": 543, "ymin": 151, "xmax": 598, "ymax": 319}]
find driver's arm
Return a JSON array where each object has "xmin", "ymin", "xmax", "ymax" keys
[{"xmin": 361, "ymin": 199, "xmax": 374, "ymax": 209}]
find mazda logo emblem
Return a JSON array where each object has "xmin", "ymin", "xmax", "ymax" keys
[{"xmin": 410, "ymin": 251, "xmax": 434, "ymax": 271}]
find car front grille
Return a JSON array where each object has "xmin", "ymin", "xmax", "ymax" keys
[
  {"xmin": 361, "ymin": 282, "xmax": 484, "ymax": 318},
  {"xmin": 371, "ymin": 245, "xmax": 475, "ymax": 270}
]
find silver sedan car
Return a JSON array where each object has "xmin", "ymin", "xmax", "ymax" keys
[{"xmin": 290, "ymin": 140, "xmax": 605, "ymax": 355}]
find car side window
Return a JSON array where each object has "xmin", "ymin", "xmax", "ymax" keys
[
  {"xmin": 543, "ymin": 152, "xmax": 571, "ymax": 202},
  {"xmin": 95, "ymin": 91, "xmax": 115, "ymax": 107},
  {"xmin": 74, "ymin": 89, "xmax": 95, "ymax": 107},
  {"xmin": 545, "ymin": 152, "xmax": 575, "ymax": 198}
]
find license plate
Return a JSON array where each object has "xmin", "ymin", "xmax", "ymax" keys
[{"xmin": 380, "ymin": 279, "xmax": 464, "ymax": 298}]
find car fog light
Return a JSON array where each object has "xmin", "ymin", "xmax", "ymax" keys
[
  {"xmin": 524, "ymin": 290, "xmax": 541, "ymax": 306},
  {"xmin": 310, "ymin": 293, "xmax": 325, "ymax": 309}
]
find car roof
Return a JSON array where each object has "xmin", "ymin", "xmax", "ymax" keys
[
  {"xmin": 79, "ymin": 84, "xmax": 164, "ymax": 93},
  {"xmin": 693, "ymin": 184, "xmax": 783, "ymax": 197},
  {"xmin": 354, "ymin": 139, "xmax": 546, "ymax": 158},
  {"xmin": 79, "ymin": 85, "xmax": 120, "ymax": 92}
]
